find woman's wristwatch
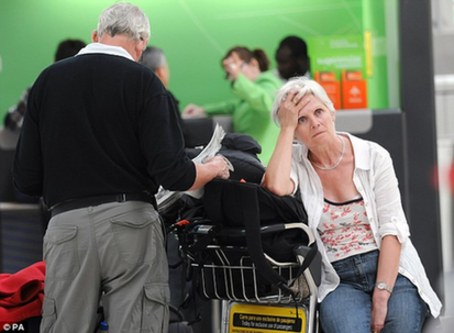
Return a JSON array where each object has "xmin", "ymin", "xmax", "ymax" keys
[{"xmin": 375, "ymin": 281, "xmax": 393, "ymax": 293}]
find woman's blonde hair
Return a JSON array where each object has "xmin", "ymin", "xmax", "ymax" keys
[{"xmin": 272, "ymin": 77, "xmax": 335, "ymax": 126}]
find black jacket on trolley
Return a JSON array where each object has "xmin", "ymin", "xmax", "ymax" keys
[{"xmin": 13, "ymin": 51, "xmax": 195, "ymax": 207}]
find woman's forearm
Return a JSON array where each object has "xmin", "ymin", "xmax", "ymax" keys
[
  {"xmin": 262, "ymin": 127, "xmax": 295, "ymax": 195},
  {"xmin": 376, "ymin": 235, "xmax": 401, "ymax": 287},
  {"xmin": 371, "ymin": 235, "xmax": 401, "ymax": 330}
]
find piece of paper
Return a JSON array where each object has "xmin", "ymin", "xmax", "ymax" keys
[{"xmin": 156, "ymin": 123, "xmax": 226, "ymax": 209}]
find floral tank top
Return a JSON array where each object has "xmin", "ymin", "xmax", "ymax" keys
[{"xmin": 318, "ymin": 197, "xmax": 378, "ymax": 263}]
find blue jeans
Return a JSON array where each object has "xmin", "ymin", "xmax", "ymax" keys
[{"xmin": 319, "ymin": 250, "xmax": 428, "ymax": 333}]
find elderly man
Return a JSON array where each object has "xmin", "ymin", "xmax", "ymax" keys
[{"xmin": 13, "ymin": 3, "xmax": 229, "ymax": 332}]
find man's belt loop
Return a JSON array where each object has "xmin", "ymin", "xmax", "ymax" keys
[{"xmin": 117, "ymin": 193, "xmax": 127, "ymax": 202}]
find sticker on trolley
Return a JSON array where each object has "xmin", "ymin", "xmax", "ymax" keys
[{"xmin": 228, "ymin": 303, "xmax": 307, "ymax": 333}]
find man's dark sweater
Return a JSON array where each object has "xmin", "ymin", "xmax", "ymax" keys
[{"xmin": 13, "ymin": 53, "xmax": 195, "ymax": 207}]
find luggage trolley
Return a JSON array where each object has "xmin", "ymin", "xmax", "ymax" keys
[{"xmin": 180, "ymin": 220, "xmax": 319, "ymax": 333}]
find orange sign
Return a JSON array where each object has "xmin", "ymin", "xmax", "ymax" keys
[
  {"xmin": 314, "ymin": 71, "xmax": 341, "ymax": 110},
  {"xmin": 341, "ymin": 70, "xmax": 368, "ymax": 109}
]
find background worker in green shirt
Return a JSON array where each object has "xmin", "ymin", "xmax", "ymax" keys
[{"xmin": 183, "ymin": 46, "xmax": 282, "ymax": 165}]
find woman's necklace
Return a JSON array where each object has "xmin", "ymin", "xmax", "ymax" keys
[{"xmin": 309, "ymin": 135, "xmax": 346, "ymax": 171}]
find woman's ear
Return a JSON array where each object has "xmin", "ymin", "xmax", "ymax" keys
[{"xmin": 250, "ymin": 58, "xmax": 259, "ymax": 68}]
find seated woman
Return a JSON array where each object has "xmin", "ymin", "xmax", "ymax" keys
[
  {"xmin": 262, "ymin": 77, "xmax": 442, "ymax": 333},
  {"xmin": 182, "ymin": 46, "xmax": 282, "ymax": 165}
]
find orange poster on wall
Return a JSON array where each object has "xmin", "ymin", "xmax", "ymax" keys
[
  {"xmin": 314, "ymin": 71, "xmax": 341, "ymax": 110},
  {"xmin": 341, "ymin": 70, "xmax": 368, "ymax": 109}
]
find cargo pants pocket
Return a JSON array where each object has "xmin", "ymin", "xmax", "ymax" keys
[
  {"xmin": 40, "ymin": 296, "xmax": 57, "ymax": 333},
  {"xmin": 110, "ymin": 209, "xmax": 160, "ymax": 266},
  {"xmin": 141, "ymin": 283, "xmax": 170, "ymax": 333},
  {"xmin": 43, "ymin": 225, "xmax": 79, "ymax": 279}
]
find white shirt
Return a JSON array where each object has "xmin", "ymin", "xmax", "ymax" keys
[
  {"xmin": 76, "ymin": 43, "xmax": 134, "ymax": 61},
  {"xmin": 290, "ymin": 132, "xmax": 442, "ymax": 318}
]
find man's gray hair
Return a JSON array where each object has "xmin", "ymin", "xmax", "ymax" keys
[
  {"xmin": 97, "ymin": 2, "xmax": 150, "ymax": 41},
  {"xmin": 272, "ymin": 77, "xmax": 335, "ymax": 126},
  {"xmin": 140, "ymin": 46, "xmax": 167, "ymax": 72}
]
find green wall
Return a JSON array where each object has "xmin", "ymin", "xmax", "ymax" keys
[{"xmin": 0, "ymin": 0, "xmax": 393, "ymax": 121}]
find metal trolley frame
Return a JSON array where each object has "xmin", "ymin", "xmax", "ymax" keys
[{"xmin": 182, "ymin": 222, "xmax": 319, "ymax": 333}]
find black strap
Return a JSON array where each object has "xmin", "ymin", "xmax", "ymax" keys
[
  {"xmin": 238, "ymin": 183, "xmax": 289, "ymax": 290},
  {"xmin": 238, "ymin": 182, "xmax": 317, "ymax": 295},
  {"xmin": 293, "ymin": 243, "xmax": 318, "ymax": 279}
]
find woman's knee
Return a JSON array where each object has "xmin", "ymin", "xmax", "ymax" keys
[{"xmin": 319, "ymin": 286, "xmax": 371, "ymax": 332}]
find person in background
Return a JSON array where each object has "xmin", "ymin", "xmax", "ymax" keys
[
  {"xmin": 140, "ymin": 46, "xmax": 170, "ymax": 89},
  {"xmin": 140, "ymin": 46, "xmax": 187, "ymax": 135},
  {"xmin": 140, "ymin": 44, "xmax": 194, "ymax": 327},
  {"xmin": 3, "ymin": 39, "xmax": 86, "ymax": 132},
  {"xmin": 275, "ymin": 35, "xmax": 310, "ymax": 81},
  {"xmin": 262, "ymin": 77, "xmax": 441, "ymax": 333},
  {"xmin": 13, "ymin": 3, "xmax": 230, "ymax": 333},
  {"xmin": 182, "ymin": 46, "xmax": 282, "ymax": 165}
]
